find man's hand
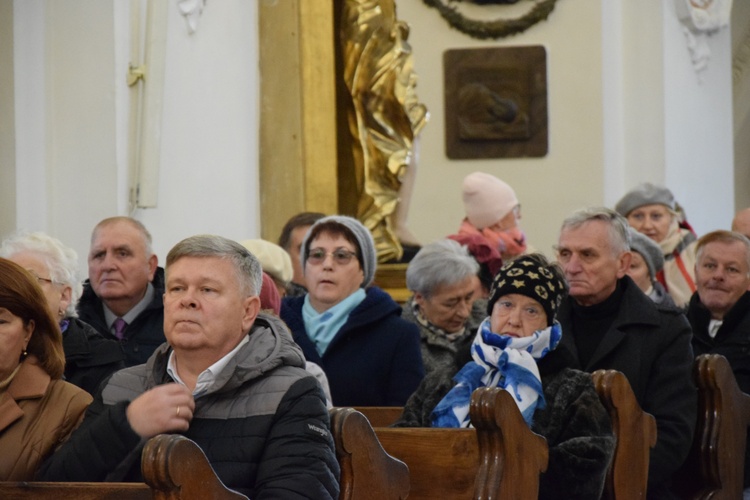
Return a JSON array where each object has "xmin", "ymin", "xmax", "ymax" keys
[{"xmin": 126, "ymin": 383, "xmax": 195, "ymax": 438}]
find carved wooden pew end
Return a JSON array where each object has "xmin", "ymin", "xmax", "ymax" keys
[{"xmin": 592, "ymin": 369, "xmax": 657, "ymax": 500}]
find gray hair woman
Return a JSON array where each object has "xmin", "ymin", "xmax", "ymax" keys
[
  {"xmin": 404, "ymin": 239, "xmax": 483, "ymax": 376},
  {"xmin": 615, "ymin": 182, "xmax": 697, "ymax": 307},
  {"xmin": 0, "ymin": 232, "xmax": 124, "ymax": 394}
]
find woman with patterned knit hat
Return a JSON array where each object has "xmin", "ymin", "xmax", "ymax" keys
[
  {"xmin": 280, "ymin": 215, "xmax": 424, "ymax": 407},
  {"xmin": 395, "ymin": 253, "xmax": 614, "ymax": 500},
  {"xmin": 615, "ymin": 182, "xmax": 697, "ymax": 307}
]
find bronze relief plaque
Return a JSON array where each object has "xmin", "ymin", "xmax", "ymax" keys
[{"xmin": 444, "ymin": 45, "xmax": 547, "ymax": 159}]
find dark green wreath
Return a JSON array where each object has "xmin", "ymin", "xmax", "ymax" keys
[{"xmin": 422, "ymin": 0, "xmax": 559, "ymax": 39}]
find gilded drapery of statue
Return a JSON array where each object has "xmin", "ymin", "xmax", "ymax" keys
[{"xmin": 341, "ymin": 0, "xmax": 429, "ymax": 263}]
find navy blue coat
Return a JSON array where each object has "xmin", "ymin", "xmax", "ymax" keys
[{"xmin": 281, "ymin": 287, "xmax": 425, "ymax": 406}]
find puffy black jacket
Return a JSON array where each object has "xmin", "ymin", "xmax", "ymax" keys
[{"xmin": 39, "ymin": 313, "xmax": 340, "ymax": 499}]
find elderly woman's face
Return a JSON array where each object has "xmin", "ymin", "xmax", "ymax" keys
[
  {"xmin": 626, "ymin": 204, "xmax": 673, "ymax": 243},
  {"xmin": 8, "ymin": 252, "xmax": 71, "ymax": 321},
  {"xmin": 490, "ymin": 293, "xmax": 548, "ymax": 338},
  {"xmin": 0, "ymin": 307, "xmax": 34, "ymax": 380},
  {"xmin": 414, "ymin": 275, "xmax": 477, "ymax": 333},
  {"xmin": 626, "ymin": 252, "xmax": 653, "ymax": 294},
  {"xmin": 304, "ymin": 231, "xmax": 364, "ymax": 313}
]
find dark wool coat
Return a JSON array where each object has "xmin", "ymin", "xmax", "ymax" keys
[
  {"xmin": 77, "ymin": 267, "xmax": 166, "ymax": 367},
  {"xmin": 62, "ymin": 317, "xmax": 125, "ymax": 395},
  {"xmin": 281, "ymin": 286, "xmax": 424, "ymax": 406},
  {"xmin": 394, "ymin": 346, "xmax": 615, "ymax": 500},
  {"xmin": 38, "ymin": 313, "xmax": 340, "ymax": 499},
  {"xmin": 687, "ymin": 290, "xmax": 750, "ymax": 487},
  {"xmin": 557, "ymin": 277, "xmax": 696, "ymax": 500}
]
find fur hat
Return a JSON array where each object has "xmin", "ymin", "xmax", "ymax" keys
[
  {"xmin": 462, "ymin": 172, "xmax": 519, "ymax": 229},
  {"xmin": 240, "ymin": 239, "xmax": 293, "ymax": 285},
  {"xmin": 627, "ymin": 227, "xmax": 664, "ymax": 282},
  {"xmin": 487, "ymin": 254, "xmax": 566, "ymax": 326},
  {"xmin": 301, "ymin": 215, "xmax": 376, "ymax": 288},
  {"xmin": 615, "ymin": 182, "xmax": 676, "ymax": 217}
]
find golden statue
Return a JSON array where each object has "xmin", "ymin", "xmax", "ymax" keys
[{"xmin": 341, "ymin": 0, "xmax": 429, "ymax": 263}]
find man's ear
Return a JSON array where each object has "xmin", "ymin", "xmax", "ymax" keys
[
  {"xmin": 241, "ymin": 296, "xmax": 261, "ymax": 332},
  {"xmin": 148, "ymin": 254, "xmax": 158, "ymax": 281},
  {"xmin": 616, "ymin": 251, "xmax": 632, "ymax": 279}
]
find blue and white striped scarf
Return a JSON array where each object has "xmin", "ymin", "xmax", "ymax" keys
[{"xmin": 431, "ymin": 317, "xmax": 562, "ymax": 428}]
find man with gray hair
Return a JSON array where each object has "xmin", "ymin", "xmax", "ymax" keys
[
  {"xmin": 687, "ymin": 230, "xmax": 750, "ymax": 490},
  {"xmin": 78, "ymin": 216, "xmax": 165, "ymax": 366},
  {"xmin": 41, "ymin": 235, "xmax": 340, "ymax": 498},
  {"xmin": 555, "ymin": 207, "xmax": 695, "ymax": 499}
]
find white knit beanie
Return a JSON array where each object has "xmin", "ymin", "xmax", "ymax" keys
[{"xmin": 462, "ymin": 172, "xmax": 519, "ymax": 229}]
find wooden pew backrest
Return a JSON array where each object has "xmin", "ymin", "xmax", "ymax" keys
[
  {"xmin": 351, "ymin": 406, "xmax": 403, "ymax": 427},
  {"xmin": 592, "ymin": 369, "xmax": 657, "ymax": 500},
  {"xmin": 374, "ymin": 387, "xmax": 547, "ymax": 500},
  {"xmin": 675, "ymin": 353, "xmax": 750, "ymax": 500},
  {"xmin": 329, "ymin": 407, "xmax": 409, "ymax": 500},
  {"xmin": 0, "ymin": 434, "xmax": 248, "ymax": 500},
  {"xmin": 142, "ymin": 434, "xmax": 248, "ymax": 500},
  {"xmin": 0, "ymin": 482, "xmax": 150, "ymax": 500}
]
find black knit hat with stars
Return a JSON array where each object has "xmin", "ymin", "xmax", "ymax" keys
[{"xmin": 487, "ymin": 253, "xmax": 567, "ymax": 326}]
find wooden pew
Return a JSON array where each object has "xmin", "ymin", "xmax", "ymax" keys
[
  {"xmin": 142, "ymin": 434, "xmax": 247, "ymax": 500},
  {"xmin": 351, "ymin": 406, "xmax": 403, "ymax": 427},
  {"xmin": 373, "ymin": 387, "xmax": 548, "ymax": 500},
  {"xmin": 674, "ymin": 353, "xmax": 750, "ymax": 499},
  {"xmin": 592, "ymin": 369, "xmax": 657, "ymax": 500},
  {"xmin": 0, "ymin": 434, "xmax": 247, "ymax": 500},
  {"xmin": 329, "ymin": 407, "xmax": 409, "ymax": 500}
]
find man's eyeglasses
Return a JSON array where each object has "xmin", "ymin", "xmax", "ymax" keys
[{"xmin": 307, "ymin": 248, "xmax": 358, "ymax": 266}]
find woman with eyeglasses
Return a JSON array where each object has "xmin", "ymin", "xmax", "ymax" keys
[
  {"xmin": 0, "ymin": 232, "xmax": 125, "ymax": 395},
  {"xmin": 0, "ymin": 258, "xmax": 92, "ymax": 480},
  {"xmin": 280, "ymin": 215, "xmax": 424, "ymax": 406},
  {"xmin": 394, "ymin": 253, "xmax": 615, "ymax": 500}
]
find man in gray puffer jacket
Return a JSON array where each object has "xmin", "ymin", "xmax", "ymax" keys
[{"xmin": 39, "ymin": 235, "xmax": 340, "ymax": 499}]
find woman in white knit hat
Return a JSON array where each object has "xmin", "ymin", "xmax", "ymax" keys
[{"xmin": 451, "ymin": 172, "xmax": 528, "ymax": 299}]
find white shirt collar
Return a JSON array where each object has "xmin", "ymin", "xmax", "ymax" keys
[{"xmin": 167, "ymin": 334, "xmax": 250, "ymax": 397}]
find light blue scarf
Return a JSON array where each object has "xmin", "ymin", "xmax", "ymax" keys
[
  {"xmin": 431, "ymin": 317, "xmax": 562, "ymax": 428},
  {"xmin": 302, "ymin": 288, "xmax": 367, "ymax": 356}
]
